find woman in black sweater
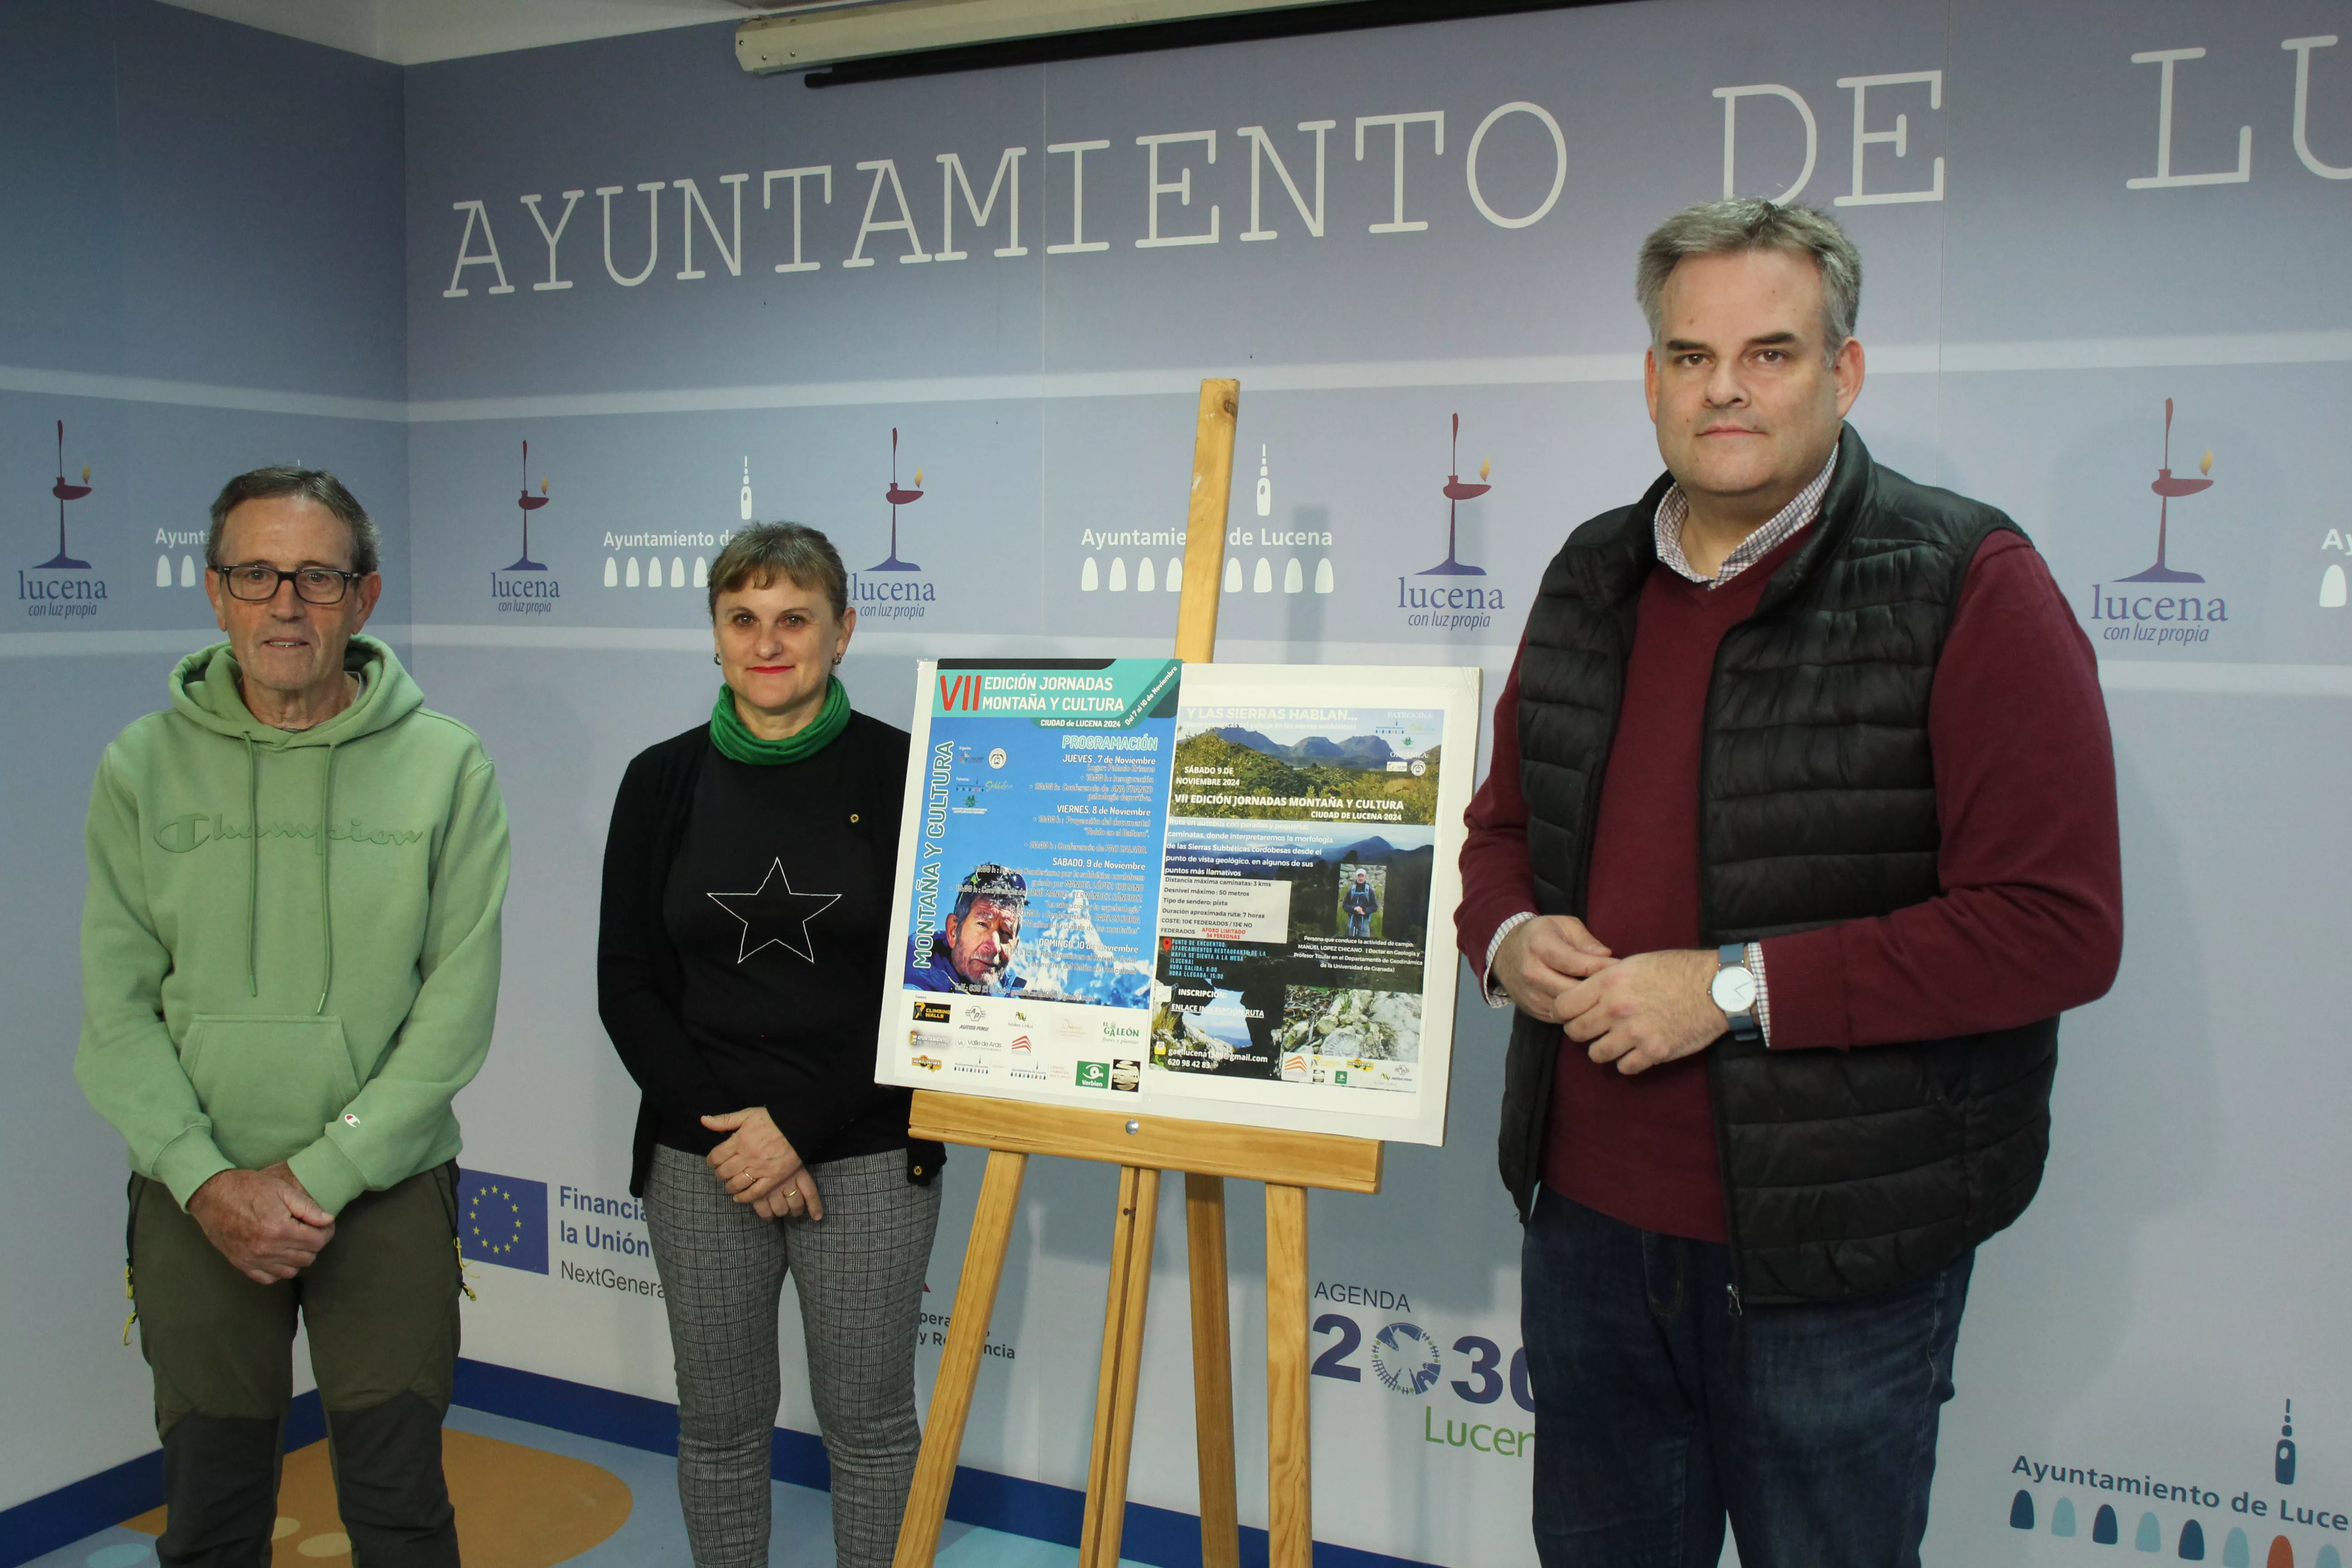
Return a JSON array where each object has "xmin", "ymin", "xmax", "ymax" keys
[{"xmin": 598, "ymin": 522, "xmax": 941, "ymax": 1568}]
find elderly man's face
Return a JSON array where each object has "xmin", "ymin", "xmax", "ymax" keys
[
  {"xmin": 204, "ymin": 495, "xmax": 380, "ymax": 711},
  {"xmin": 1643, "ymin": 248, "xmax": 1864, "ymax": 519},
  {"xmin": 951, "ymin": 897, "xmax": 1020, "ymax": 984}
]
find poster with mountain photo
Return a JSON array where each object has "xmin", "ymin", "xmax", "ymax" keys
[
  {"xmin": 1147, "ymin": 664, "xmax": 1480, "ymax": 1147},
  {"xmin": 875, "ymin": 658, "xmax": 1183, "ymax": 1105},
  {"xmin": 875, "ymin": 659, "xmax": 1478, "ymax": 1147}
]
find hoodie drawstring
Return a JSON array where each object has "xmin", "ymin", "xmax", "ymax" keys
[
  {"xmin": 316, "ymin": 741, "xmax": 339, "ymax": 1014},
  {"xmin": 244, "ymin": 737, "xmax": 260, "ymax": 998},
  {"xmin": 241, "ymin": 734, "xmax": 342, "ymax": 1009}
]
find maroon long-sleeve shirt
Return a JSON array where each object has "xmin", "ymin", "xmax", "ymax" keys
[{"xmin": 1457, "ymin": 528, "xmax": 2123, "ymax": 1241}]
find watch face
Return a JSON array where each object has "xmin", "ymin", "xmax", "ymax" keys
[{"xmin": 1712, "ymin": 966, "xmax": 1757, "ymax": 1014}]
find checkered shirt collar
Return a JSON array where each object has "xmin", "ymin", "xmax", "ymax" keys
[{"xmin": 1653, "ymin": 451, "xmax": 1838, "ymax": 588}]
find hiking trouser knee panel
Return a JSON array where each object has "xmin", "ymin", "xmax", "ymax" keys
[
  {"xmin": 302, "ymin": 1163, "xmax": 463, "ymax": 1414},
  {"xmin": 130, "ymin": 1175, "xmax": 300, "ymax": 1435}
]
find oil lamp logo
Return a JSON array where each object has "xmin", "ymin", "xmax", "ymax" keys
[
  {"xmin": 505, "ymin": 441, "xmax": 552, "ymax": 571},
  {"xmin": 19, "ymin": 419, "xmax": 108, "ymax": 620},
  {"xmin": 2086, "ymin": 399, "xmax": 2228, "ymax": 649},
  {"xmin": 1423, "ymin": 414, "xmax": 1488, "ymax": 578},
  {"xmin": 872, "ymin": 426, "xmax": 924, "ymax": 572},
  {"xmin": 1397, "ymin": 414, "xmax": 1504, "ymax": 632},
  {"xmin": 490, "ymin": 441, "xmax": 561, "ymax": 616},
  {"xmin": 851, "ymin": 427, "xmax": 936, "ymax": 621}
]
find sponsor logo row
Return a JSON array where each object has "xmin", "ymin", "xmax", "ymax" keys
[{"xmin": 907, "ymin": 995, "xmax": 1147, "ymax": 1089}]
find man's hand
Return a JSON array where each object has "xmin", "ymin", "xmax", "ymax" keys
[
  {"xmin": 1493, "ymin": 916, "xmax": 1618, "ymax": 1020},
  {"xmin": 186, "ymin": 1163, "xmax": 335, "ymax": 1284},
  {"xmin": 702, "ymin": 1108, "xmax": 818, "ymax": 1218},
  {"xmin": 1558, "ymin": 949, "xmax": 1727, "ymax": 1076}
]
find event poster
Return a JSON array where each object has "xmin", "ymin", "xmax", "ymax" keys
[{"xmin": 875, "ymin": 659, "xmax": 1480, "ymax": 1146}]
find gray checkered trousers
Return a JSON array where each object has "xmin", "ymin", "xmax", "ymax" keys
[{"xmin": 645, "ymin": 1145, "xmax": 942, "ymax": 1568}]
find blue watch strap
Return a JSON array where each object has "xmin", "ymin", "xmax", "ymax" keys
[{"xmin": 1715, "ymin": 944, "xmax": 1761, "ymax": 1041}]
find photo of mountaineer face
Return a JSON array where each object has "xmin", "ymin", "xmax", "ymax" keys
[
  {"xmin": 906, "ymin": 863, "xmax": 1028, "ymax": 995},
  {"xmin": 949, "ymin": 895, "xmax": 1021, "ymax": 990}
]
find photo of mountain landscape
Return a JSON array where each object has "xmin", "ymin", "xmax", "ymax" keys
[
  {"xmin": 1209, "ymin": 726, "xmax": 1412, "ymax": 769},
  {"xmin": 1171, "ymin": 723, "xmax": 1441, "ymax": 824}
]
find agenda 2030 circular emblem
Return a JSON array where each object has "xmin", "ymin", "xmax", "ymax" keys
[
  {"xmin": 1369, "ymin": 1321, "xmax": 1443, "ymax": 1395},
  {"xmin": 467, "ymin": 1180, "xmax": 529, "ymax": 1259}
]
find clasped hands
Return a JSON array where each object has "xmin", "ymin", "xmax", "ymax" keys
[
  {"xmin": 187, "ymin": 1162, "xmax": 335, "ymax": 1283},
  {"xmin": 1492, "ymin": 916, "xmax": 1729, "ymax": 1075},
  {"xmin": 703, "ymin": 1107, "xmax": 824, "ymax": 1222}
]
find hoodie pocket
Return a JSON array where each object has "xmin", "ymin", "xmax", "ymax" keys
[{"xmin": 180, "ymin": 1013, "xmax": 360, "ymax": 1169}]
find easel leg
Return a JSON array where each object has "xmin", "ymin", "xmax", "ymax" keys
[
  {"xmin": 1185, "ymin": 1173, "xmax": 1240, "ymax": 1568},
  {"xmin": 893, "ymin": 1149, "xmax": 1028, "ymax": 1568},
  {"xmin": 1265, "ymin": 1182, "xmax": 1312, "ymax": 1568},
  {"xmin": 1079, "ymin": 1165, "xmax": 1161, "ymax": 1568}
]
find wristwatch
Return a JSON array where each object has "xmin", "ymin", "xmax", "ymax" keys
[{"xmin": 1710, "ymin": 943, "xmax": 1762, "ymax": 1042}]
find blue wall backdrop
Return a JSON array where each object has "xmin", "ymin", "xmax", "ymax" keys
[
  {"xmin": 0, "ymin": 0, "xmax": 407, "ymax": 1516},
  {"xmin": 5, "ymin": 2, "xmax": 2351, "ymax": 1564}
]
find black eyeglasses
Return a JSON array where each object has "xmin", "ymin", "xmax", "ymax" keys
[{"xmin": 216, "ymin": 564, "xmax": 364, "ymax": 605}]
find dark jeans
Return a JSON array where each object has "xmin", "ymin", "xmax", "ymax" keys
[
  {"xmin": 130, "ymin": 1165, "xmax": 463, "ymax": 1568},
  {"xmin": 1520, "ymin": 1190, "xmax": 1972, "ymax": 1568}
]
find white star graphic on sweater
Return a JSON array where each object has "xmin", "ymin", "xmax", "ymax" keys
[{"xmin": 706, "ymin": 860, "xmax": 841, "ymax": 963}]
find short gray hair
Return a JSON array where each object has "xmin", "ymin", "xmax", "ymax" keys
[
  {"xmin": 708, "ymin": 521, "xmax": 848, "ymax": 620},
  {"xmin": 1636, "ymin": 199, "xmax": 1862, "ymax": 360},
  {"xmin": 207, "ymin": 467, "xmax": 381, "ymax": 575}
]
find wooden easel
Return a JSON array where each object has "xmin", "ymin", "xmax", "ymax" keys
[{"xmin": 891, "ymin": 380, "xmax": 1385, "ymax": 1568}]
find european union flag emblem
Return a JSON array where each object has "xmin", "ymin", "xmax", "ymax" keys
[{"xmin": 456, "ymin": 1169, "xmax": 547, "ymax": 1273}]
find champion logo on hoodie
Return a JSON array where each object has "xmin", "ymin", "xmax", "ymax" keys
[{"xmin": 152, "ymin": 813, "xmax": 427, "ymax": 853}]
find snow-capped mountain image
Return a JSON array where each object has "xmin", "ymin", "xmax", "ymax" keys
[{"xmin": 1018, "ymin": 887, "xmax": 1153, "ymax": 1006}]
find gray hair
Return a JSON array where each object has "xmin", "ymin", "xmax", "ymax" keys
[
  {"xmin": 708, "ymin": 520, "xmax": 848, "ymax": 620},
  {"xmin": 1636, "ymin": 199, "xmax": 1862, "ymax": 360},
  {"xmin": 207, "ymin": 467, "xmax": 381, "ymax": 575}
]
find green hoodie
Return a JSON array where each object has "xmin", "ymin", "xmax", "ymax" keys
[{"xmin": 76, "ymin": 635, "xmax": 509, "ymax": 1215}]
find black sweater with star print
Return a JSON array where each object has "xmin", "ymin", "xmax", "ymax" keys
[{"xmin": 598, "ymin": 712, "xmax": 941, "ymax": 1197}]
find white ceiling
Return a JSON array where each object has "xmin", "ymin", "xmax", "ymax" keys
[
  {"xmin": 154, "ymin": 0, "xmax": 1353, "ymax": 69},
  {"xmin": 155, "ymin": 0, "xmax": 766, "ymax": 66}
]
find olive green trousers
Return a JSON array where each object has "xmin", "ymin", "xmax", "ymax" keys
[{"xmin": 130, "ymin": 1164, "xmax": 463, "ymax": 1568}]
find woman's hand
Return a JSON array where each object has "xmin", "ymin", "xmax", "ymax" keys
[
  {"xmin": 750, "ymin": 1166, "xmax": 823, "ymax": 1223},
  {"xmin": 702, "ymin": 1107, "xmax": 808, "ymax": 1208}
]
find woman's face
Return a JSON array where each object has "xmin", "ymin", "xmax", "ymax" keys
[{"xmin": 712, "ymin": 572, "xmax": 855, "ymax": 724}]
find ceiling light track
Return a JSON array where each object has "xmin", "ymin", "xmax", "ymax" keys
[{"xmin": 733, "ymin": 0, "xmax": 1608, "ymax": 88}]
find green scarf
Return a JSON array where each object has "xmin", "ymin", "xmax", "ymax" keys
[{"xmin": 709, "ymin": 676, "xmax": 850, "ymax": 765}]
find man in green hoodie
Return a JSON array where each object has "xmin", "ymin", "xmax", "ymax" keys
[{"xmin": 77, "ymin": 468, "xmax": 508, "ymax": 1568}]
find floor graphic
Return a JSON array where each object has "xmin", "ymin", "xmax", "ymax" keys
[
  {"xmin": 120, "ymin": 1426, "xmax": 631, "ymax": 1567},
  {"xmin": 25, "ymin": 1406, "xmax": 1142, "ymax": 1568}
]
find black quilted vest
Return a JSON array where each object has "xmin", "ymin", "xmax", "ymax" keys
[{"xmin": 1500, "ymin": 426, "xmax": 2059, "ymax": 1305}]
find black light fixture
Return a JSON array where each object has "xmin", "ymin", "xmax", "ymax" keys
[{"xmin": 733, "ymin": 0, "xmax": 1610, "ymax": 88}]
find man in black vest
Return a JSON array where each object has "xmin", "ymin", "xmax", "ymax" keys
[{"xmin": 1457, "ymin": 200, "xmax": 2122, "ymax": 1566}]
